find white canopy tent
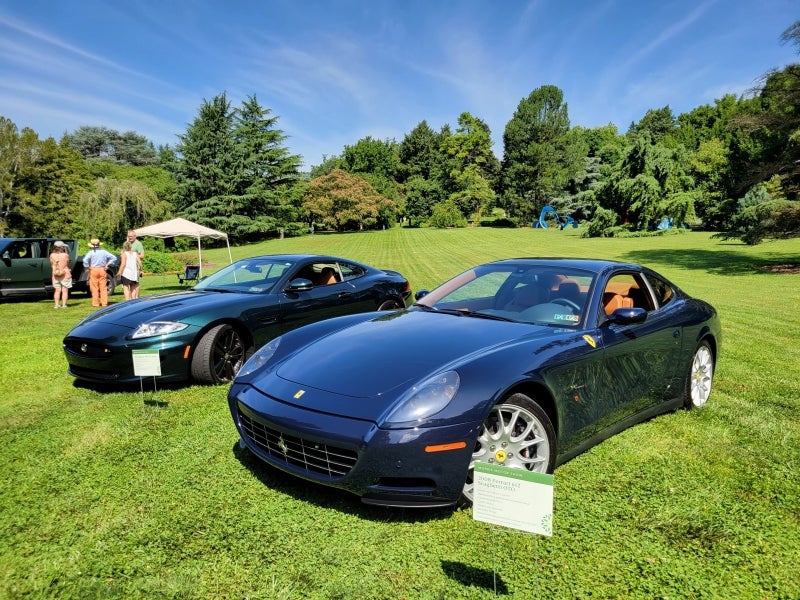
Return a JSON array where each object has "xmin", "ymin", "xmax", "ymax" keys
[{"xmin": 134, "ymin": 217, "xmax": 233, "ymax": 278}]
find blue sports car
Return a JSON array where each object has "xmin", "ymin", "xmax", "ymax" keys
[
  {"xmin": 63, "ymin": 254, "xmax": 411, "ymax": 385},
  {"xmin": 228, "ymin": 258, "xmax": 721, "ymax": 507}
]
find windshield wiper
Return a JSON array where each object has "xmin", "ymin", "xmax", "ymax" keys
[
  {"xmin": 415, "ymin": 305, "xmax": 514, "ymax": 322},
  {"xmin": 412, "ymin": 302, "xmax": 438, "ymax": 312}
]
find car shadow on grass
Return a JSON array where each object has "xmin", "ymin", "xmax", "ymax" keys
[
  {"xmin": 230, "ymin": 441, "xmax": 455, "ymax": 523},
  {"xmin": 70, "ymin": 377, "xmax": 188, "ymax": 401}
]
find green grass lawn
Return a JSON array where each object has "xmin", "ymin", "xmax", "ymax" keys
[{"xmin": 1, "ymin": 227, "xmax": 798, "ymax": 599}]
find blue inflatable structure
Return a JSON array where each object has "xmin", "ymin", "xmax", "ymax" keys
[{"xmin": 533, "ymin": 205, "xmax": 578, "ymax": 230}]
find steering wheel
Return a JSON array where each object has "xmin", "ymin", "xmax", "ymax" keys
[{"xmin": 552, "ymin": 297, "xmax": 581, "ymax": 312}]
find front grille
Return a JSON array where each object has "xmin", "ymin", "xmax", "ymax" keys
[
  {"xmin": 238, "ymin": 405, "xmax": 358, "ymax": 478},
  {"xmin": 63, "ymin": 339, "xmax": 113, "ymax": 359}
]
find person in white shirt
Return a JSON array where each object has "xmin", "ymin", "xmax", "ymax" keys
[{"xmin": 118, "ymin": 240, "xmax": 142, "ymax": 300}]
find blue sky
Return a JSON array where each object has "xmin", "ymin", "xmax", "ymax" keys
[{"xmin": 1, "ymin": 0, "xmax": 797, "ymax": 169}]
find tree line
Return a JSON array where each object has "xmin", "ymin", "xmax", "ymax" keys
[{"xmin": 1, "ymin": 20, "xmax": 798, "ymax": 246}]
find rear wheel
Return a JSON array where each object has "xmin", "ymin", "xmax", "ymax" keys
[
  {"xmin": 462, "ymin": 393, "xmax": 556, "ymax": 505},
  {"xmin": 191, "ymin": 324, "xmax": 247, "ymax": 384},
  {"xmin": 684, "ymin": 340, "xmax": 714, "ymax": 408}
]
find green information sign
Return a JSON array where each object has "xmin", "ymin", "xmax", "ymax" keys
[{"xmin": 472, "ymin": 462, "xmax": 554, "ymax": 536}]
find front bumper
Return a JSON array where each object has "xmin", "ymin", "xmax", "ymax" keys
[
  {"xmin": 63, "ymin": 321, "xmax": 200, "ymax": 384},
  {"xmin": 229, "ymin": 382, "xmax": 479, "ymax": 507}
]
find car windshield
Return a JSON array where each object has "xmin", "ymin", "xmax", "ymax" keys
[
  {"xmin": 194, "ymin": 258, "xmax": 295, "ymax": 293},
  {"xmin": 415, "ymin": 263, "xmax": 596, "ymax": 327}
]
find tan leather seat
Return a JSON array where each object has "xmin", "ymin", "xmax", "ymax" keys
[
  {"xmin": 315, "ymin": 267, "xmax": 338, "ymax": 286},
  {"xmin": 603, "ymin": 292, "xmax": 633, "ymax": 315}
]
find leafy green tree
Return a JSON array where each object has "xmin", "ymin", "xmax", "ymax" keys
[
  {"xmin": 302, "ymin": 168, "xmax": 396, "ymax": 231},
  {"xmin": 62, "ymin": 126, "xmax": 157, "ymax": 165},
  {"xmin": 0, "ymin": 120, "xmax": 93, "ymax": 237},
  {"xmin": 428, "ymin": 199, "xmax": 467, "ymax": 228},
  {"xmin": 340, "ymin": 137, "xmax": 399, "ymax": 180},
  {"xmin": 447, "ymin": 164, "xmax": 496, "ymax": 223},
  {"xmin": 404, "ymin": 175, "xmax": 443, "ymax": 226},
  {"xmin": 0, "ymin": 117, "xmax": 28, "ymax": 236},
  {"xmin": 397, "ymin": 121, "xmax": 447, "ymax": 182},
  {"xmin": 308, "ymin": 154, "xmax": 342, "ymax": 178},
  {"xmin": 589, "ymin": 133, "xmax": 697, "ymax": 234},
  {"xmin": 628, "ymin": 106, "xmax": 677, "ymax": 144},
  {"xmin": 77, "ymin": 177, "xmax": 170, "ymax": 243},
  {"xmin": 339, "ymin": 136, "xmax": 401, "ymax": 225},
  {"xmin": 501, "ymin": 85, "xmax": 584, "ymax": 223},
  {"xmin": 690, "ymin": 137, "xmax": 730, "ymax": 229},
  {"xmin": 441, "ymin": 112, "xmax": 499, "ymax": 219}
]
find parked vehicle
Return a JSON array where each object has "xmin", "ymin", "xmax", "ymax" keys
[
  {"xmin": 63, "ymin": 254, "xmax": 412, "ymax": 386},
  {"xmin": 229, "ymin": 258, "xmax": 721, "ymax": 508},
  {"xmin": 0, "ymin": 238, "xmax": 117, "ymax": 299}
]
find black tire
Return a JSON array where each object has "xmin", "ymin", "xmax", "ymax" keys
[
  {"xmin": 684, "ymin": 340, "xmax": 714, "ymax": 409},
  {"xmin": 191, "ymin": 324, "xmax": 247, "ymax": 385},
  {"xmin": 461, "ymin": 393, "xmax": 556, "ymax": 506},
  {"xmin": 377, "ymin": 298, "xmax": 402, "ymax": 311},
  {"xmin": 106, "ymin": 273, "xmax": 116, "ymax": 296}
]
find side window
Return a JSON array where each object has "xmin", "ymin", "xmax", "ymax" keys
[
  {"xmin": 311, "ymin": 263, "xmax": 340, "ymax": 287},
  {"xmin": 338, "ymin": 262, "xmax": 365, "ymax": 282},
  {"xmin": 601, "ymin": 273, "xmax": 655, "ymax": 316},
  {"xmin": 644, "ymin": 273, "xmax": 675, "ymax": 309},
  {"xmin": 11, "ymin": 241, "xmax": 34, "ymax": 259}
]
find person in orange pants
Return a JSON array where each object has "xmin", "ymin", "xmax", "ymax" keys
[{"xmin": 83, "ymin": 238, "xmax": 117, "ymax": 307}]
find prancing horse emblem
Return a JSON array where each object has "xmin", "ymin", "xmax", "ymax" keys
[
  {"xmin": 277, "ymin": 434, "xmax": 288, "ymax": 455},
  {"xmin": 294, "ymin": 389, "xmax": 305, "ymax": 399}
]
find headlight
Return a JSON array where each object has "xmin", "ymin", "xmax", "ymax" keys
[
  {"xmin": 131, "ymin": 321, "xmax": 189, "ymax": 339},
  {"xmin": 237, "ymin": 336, "xmax": 282, "ymax": 379},
  {"xmin": 385, "ymin": 371, "xmax": 460, "ymax": 424}
]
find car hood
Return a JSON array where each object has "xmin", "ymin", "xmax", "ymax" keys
[
  {"xmin": 74, "ymin": 290, "xmax": 248, "ymax": 328},
  {"xmin": 268, "ymin": 310, "xmax": 555, "ymax": 413}
]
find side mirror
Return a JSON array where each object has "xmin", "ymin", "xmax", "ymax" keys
[
  {"xmin": 607, "ymin": 307, "xmax": 647, "ymax": 325},
  {"xmin": 286, "ymin": 278, "xmax": 313, "ymax": 292},
  {"xmin": 1, "ymin": 250, "xmax": 10, "ymax": 261},
  {"xmin": 414, "ymin": 290, "xmax": 429, "ymax": 301}
]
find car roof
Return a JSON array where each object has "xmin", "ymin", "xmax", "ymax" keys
[
  {"xmin": 244, "ymin": 254, "xmax": 344, "ymax": 262},
  {"xmin": 487, "ymin": 257, "xmax": 640, "ymax": 273}
]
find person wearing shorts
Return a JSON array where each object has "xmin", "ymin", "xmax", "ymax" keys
[
  {"xmin": 50, "ymin": 240, "xmax": 72, "ymax": 308},
  {"xmin": 118, "ymin": 240, "xmax": 141, "ymax": 300}
]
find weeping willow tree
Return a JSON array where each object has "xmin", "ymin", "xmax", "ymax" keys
[{"xmin": 77, "ymin": 178, "xmax": 171, "ymax": 245}]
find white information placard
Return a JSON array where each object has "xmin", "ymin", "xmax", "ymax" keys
[
  {"xmin": 132, "ymin": 349, "xmax": 161, "ymax": 377},
  {"xmin": 472, "ymin": 462, "xmax": 554, "ymax": 536}
]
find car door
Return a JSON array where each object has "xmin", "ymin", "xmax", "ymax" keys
[
  {"xmin": 277, "ymin": 261, "xmax": 373, "ymax": 333},
  {"xmin": 592, "ymin": 270, "xmax": 683, "ymax": 428},
  {"xmin": 0, "ymin": 239, "xmax": 46, "ymax": 295}
]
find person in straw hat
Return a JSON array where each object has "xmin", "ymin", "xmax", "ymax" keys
[{"xmin": 83, "ymin": 238, "xmax": 117, "ymax": 307}]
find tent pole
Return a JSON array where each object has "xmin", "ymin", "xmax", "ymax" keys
[{"xmin": 197, "ymin": 236, "xmax": 203, "ymax": 278}]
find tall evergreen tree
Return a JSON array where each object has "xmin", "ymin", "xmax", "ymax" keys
[
  {"xmin": 441, "ymin": 112, "xmax": 499, "ymax": 219},
  {"xmin": 230, "ymin": 94, "xmax": 302, "ymax": 238},
  {"xmin": 175, "ymin": 93, "xmax": 237, "ymax": 223},
  {"xmin": 501, "ymin": 85, "xmax": 582, "ymax": 224}
]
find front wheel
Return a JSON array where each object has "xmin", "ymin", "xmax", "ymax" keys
[
  {"xmin": 684, "ymin": 340, "xmax": 714, "ymax": 408},
  {"xmin": 191, "ymin": 324, "xmax": 248, "ymax": 385},
  {"xmin": 462, "ymin": 393, "xmax": 556, "ymax": 506}
]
